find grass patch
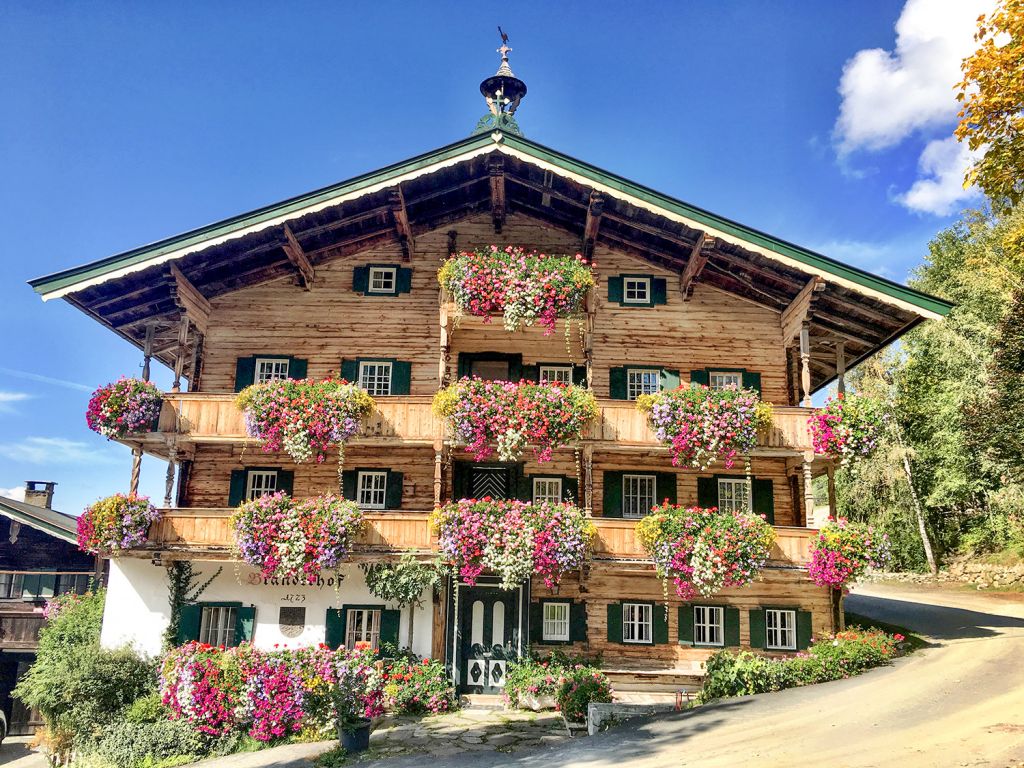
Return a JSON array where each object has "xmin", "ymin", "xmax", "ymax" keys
[{"xmin": 844, "ymin": 612, "xmax": 928, "ymax": 652}]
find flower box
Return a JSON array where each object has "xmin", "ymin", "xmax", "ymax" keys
[
  {"xmin": 520, "ymin": 692, "xmax": 557, "ymax": 711},
  {"xmin": 808, "ymin": 393, "xmax": 885, "ymax": 468},
  {"xmin": 77, "ymin": 493, "xmax": 160, "ymax": 555},
  {"xmin": 86, "ymin": 378, "xmax": 163, "ymax": 439}
]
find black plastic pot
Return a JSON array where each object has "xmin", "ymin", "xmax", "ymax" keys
[{"xmin": 339, "ymin": 718, "xmax": 372, "ymax": 752}]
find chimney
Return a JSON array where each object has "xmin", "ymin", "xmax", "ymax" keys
[{"xmin": 23, "ymin": 481, "xmax": 56, "ymax": 509}]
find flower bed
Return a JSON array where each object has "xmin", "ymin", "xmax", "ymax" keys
[
  {"xmin": 382, "ymin": 657, "xmax": 457, "ymax": 715},
  {"xmin": 557, "ymin": 666, "xmax": 613, "ymax": 723},
  {"xmin": 637, "ymin": 385, "xmax": 771, "ymax": 470},
  {"xmin": 505, "ymin": 657, "xmax": 611, "ymax": 721},
  {"xmin": 232, "ymin": 493, "xmax": 364, "ymax": 582},
  {"xmin": 77, "ymin": 493, "xmax": 160, "ymax": 555},
  {"xmin": 636, "ymin": 504, "xmax": 776, "ymax": 600},
  {"xmin": 808, "ymin": 393, "xmax": 885, "ymax": 467},
  {"xmin": 86, "ymin": 377, "xmax": 163, "ymax": 438},
  {"xmin": 432, "ymin": 499, "xmax": 594, "ymax": 589},
  {"xmin": 808, "ymin": 518, "xmax": 891, "ymax": 589},
  {"xmin": 236, "ymin": 378, "xmax": 375, "ymax": 463},
  {"xmin": 433, "ymin": 378, "xmax": 597, "ymax": 462},
  {"xmin": 439, "ymin": 246, "xmax": 595, "ymax": 334}
]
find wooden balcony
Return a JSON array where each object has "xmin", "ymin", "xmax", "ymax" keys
[{"xmin": 0, "ymin": 608, "xmax": 45, "ymax": 650}]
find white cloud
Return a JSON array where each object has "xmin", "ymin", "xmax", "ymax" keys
[
  {"xmin": 0, "ymin": 486, "xmax": 26, "ymax": 502},
  {"xmin": 0, "ymin": 437, "xmax": 119, "ymax": 465},
  {"xmin": 895, "ymin": 136, "xmax": 984, "ymax": 215},
  {"xmin": 0, "ymin": 392, "xmax": 32, "ymax": 414}
]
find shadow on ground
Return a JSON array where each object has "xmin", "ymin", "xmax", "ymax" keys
[{"xmin": 846, "ymin": 592, "xmax": 1024, "ymax": 641}]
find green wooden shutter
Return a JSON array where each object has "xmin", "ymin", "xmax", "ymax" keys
[
  {"xmin": 607, "ymin": 276, "xmax": 624, "ymax": 303},
  {"xmin": 529, "ymin": 602, "xmax": 543, "ymax": 644},
  {"xmin": 353, "ymin": 266, "xmax": 370, "ymax": 292},
  {"xmin": 515, "ymin": 466, "xmax": 531, "ymax": 502},
  {"xmin": 749, "ymin": 609, "xmax": 766, "ymax": 649},
  {"xmin": 452, "ymin": 463, "xmax": 469, "ymax": 500},
  {"xmin": 340, "ymin": 359, "xmax": 359, "ymax": 383},
  {"xmin": 606, "ymin": 603, "xmax": 623, "ymax": 644},
  {"xmin": 390, "ymin": 361, "xmax": 412, "ymax": 394},
  {"xmin": 288, "ymin": 358, "xmax": 308, "ymax": 380},
  {"xmin": 741, "ymin": 371, "xmax": 762, "ymax": 395},
  {"xmin": 325, "ymin": 609, "xmax": 346, "ymax": 650},
  {"xmin": 689, "ymin": 369, "xmax": 710, "ymax": 387},
  {"xmin": 521, "ymin": 365, "xmax": 539, "ymax": 383},
  {"xmin": 652, "ymin": 277, "xmax": 668, "ymax": 305},
  {"xmin": 752, "ymin": 479, "xmax": 775, "ymax": 524},
  {"xmin": 234, "ymin": 357, "xmax": 257, "ymax": 392},
  {"xmin": 697, "ymin": 477, "xmax": 718, "ymax": 508},
  {"xmin": 572, "ymin": 366, "xmax": 588, "ymax": 386},
  {"xmin": 177, "ymin": 604, "xmax": 202, "ymax": 645},
  {"xmin": 385, "ymin": 471, "xmax": 404, "ymax": 509},
  {"xmin": 796, "ymin": 610, "xmax": 813, "ymax": 650},
  {"xmin": 655, "ymin": 472, "xmax": 678, "ymax": 506},
  {"xmin": 341, "ymin": 470, "xmax": 357, "ymax": 501},
  {"xmin": 509, "ymin": 354, "xmax": 524, "ymax": 382},
  {"xmin": 653, "ymin": 605, "xmax": 669, "ymax": 644},
  {"xmin": 235, "ymin": 606, "xmax": 256, "ymax": 645},
  {"xmin": 609, "ymin": 367, "xmax": 627, "ymax": 399},
  {"xmin": 570, "ymin": 602, "xmax": 588, "ymax": 642},
  {"xmin": 724, "ymin": 607, "xmax": 741, "ymax": 647},
  {"xmin": 603, "ymin": 472, "xmax": 623, "ymax": 517},
  {"xmin": 396, "ymin": 267, "xmax": 413, "ymax": 294},
  {"xmin": 457, "ymin": 354, "xmax": 472, "ymax": 379},
  {"xmin": 678, "ymin": 605, "xmax": 694, "ymax": 646},
  {"xmin": 563, "ymin": 476, "xmax": 579, "ymax": 503},
  {"xmin": 380, "ymin": 609, "xmax": 401, "ymax": 650},
  {"xmin": 661, "ymin": 369, "xmax": 680, "ymax": 391},
  {"xmin": 229, "ymin": 470, "xmax": 247, "ymax": 506},
  {"xmin": 277, "ymin": 470, "xmax": 295, "ymax": 497}
]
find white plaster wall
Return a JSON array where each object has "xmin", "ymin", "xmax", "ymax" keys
[{"xmin": 100, "ymin": 559, "xmax": 434, "ymax": 658}]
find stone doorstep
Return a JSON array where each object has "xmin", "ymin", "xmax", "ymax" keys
[{"xmin": 461, "ymin": 693, "xmax": 506, "ymax": 710}]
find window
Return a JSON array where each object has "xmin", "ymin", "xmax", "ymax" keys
[
  {"xmin": 0, "ymin": 573, "xmax": 23, "ymax": 599},
  {"xmin": 542, "ymin": 602, "xmax": 571, "ymax": 642},
  {"xmin": 623, "ymin": 474, "xmax": 656, "ymax": 519},
  {"xmin": 626, "ymin": 369, "xmax": 660, "ymax": 400},
  {"xmin": 357, "ymin": 471, "xmax": 388, "ymax": 509},
  {"xmin": 358, "ymin": 361, "xmax": 393, "ymax": 396},
  {"xmin": 623, "ymin": 277, "xmax": 651, "ymax": 304},
  {"xmin": 532, "ymin": 477, "xmax": 563, "ymax": 505},
  {"xmin": 717, "ymin": 478, "xmax": 751, "ymax": 513},
  {"xmin": 246, "ymin": 470, "xmax": 278, "ymax": 501},
  {"xmin": 367, "ymin": 267, "xmax": 397, "ymax": 294},
  {"xmin": 622, "ymin": 603, "xmax": 653, "ymax": 644},
  {"xmin": 345, "ymin": 608, "xmax": 382, "ymax": 650},
  {"xmin": 255, "ymin": 358, "xmax": 289, "ymax": 383},
  {"xmin": 693, "ymin": 605, "xmax": 725, "ymax": 647},
  {"xmin": 199, "ymin": 605, "xmax": 238, "ymax": 647},
  {"xmin": 765, "ymin": 609, "xmax": 797, "ymax": 650},
  {"xmin": 709, "ymin": 371, "xmax": 742, "ymax": 390},
  {"xmin": 539, "ymin": 366, "xmax": 573, "ymax": 385},
  {"xmin": 56, "ymin": 573, "xmax": 92, "ymax": 596}
]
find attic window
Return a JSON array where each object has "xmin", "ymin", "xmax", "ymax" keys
[
  {"xmin": 368, "ymin": 267, "xmax": 397, "ymax": 294},
  {"xmin": 623, "ymin": 277, "xmax": 651, "ymax": 304}
]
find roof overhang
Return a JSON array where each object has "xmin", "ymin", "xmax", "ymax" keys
[{"xmin": 0, "ymin": 498, "xmax": 79, "ymax": 545}]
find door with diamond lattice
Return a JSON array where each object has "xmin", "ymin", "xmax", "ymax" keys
[{"xmin": 458, "ymin": 585, "xmax": 518, "ymax": 694}]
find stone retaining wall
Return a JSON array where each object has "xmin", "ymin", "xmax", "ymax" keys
[{"xmin": 864, "ymin": 558, "xmax": 1024, "ymax": 590}]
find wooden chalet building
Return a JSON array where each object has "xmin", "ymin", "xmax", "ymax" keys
[{"xmin": 29, "ymin": 47, "xmax": 950, "ymax": 692}]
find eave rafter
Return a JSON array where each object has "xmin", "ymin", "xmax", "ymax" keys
[
  {"xmin": 582, "ymin": 191, "xmax": 604, "ymax": 260},
  {"xmin": 781, "ymin": 276, "xmax": 826, "ymax": 343},
  {"xmin": 281, "ymin": 223, "xmax": 316, "ymax": 290},
  {"xmin": 679, "ymin": 232, "xmax": 716, "ymax": 301},
  {"xmin": 388, "ymin": 186, "xmax": 415, "ymax": 262},
  {"xmin": 168, "ymin": 263, "xmax": 210, "ymax": 334},
  {"xmin": 489, "ymin": 155, "xmax": 506, "ymax": 234}
]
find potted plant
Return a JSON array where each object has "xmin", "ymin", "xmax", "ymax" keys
[
  {"xmin": 86, "ymin": 377, "xmax": 163, "ymax": 438},
  {"xmin": 807, "ymin": 393, "xmax": 885, "ymax": 468},
  {"xmin": 333, "ymin": 648, "xmax": 384, "ymax": 753},
  {"xmin": 77, "ymin": 493, "xmax": 160, "ymax": 555},
  {"xmin": 808, "ymin": 518, "xmax": 891, "ymax": 589}
]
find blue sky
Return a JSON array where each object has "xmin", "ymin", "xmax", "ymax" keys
[{"xmin": 0, "ymin": 0, "xmax": 986, "ymax": 514}]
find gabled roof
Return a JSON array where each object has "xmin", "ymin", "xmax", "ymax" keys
[
  {"xmin": 0, "ymin": 496, "xmax": 79, "ymax": 545},
  {"xmin": 28, "ymin": 130, "xmax": 953, "ymax": 392}
]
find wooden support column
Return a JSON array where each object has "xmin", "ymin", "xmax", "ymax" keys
[
  {"xmin": 282, "ymin": 223, "xmax": 316, "ymax": 289},
  {"xmin": 582, "ymin": 444, "xmax": 594, "ymax": 517},
  {"xmin": 799, "ymin": 323, "xmax": 812, "ymax": 407},
  {"xmin": 388, "ymin": 187, "xmax": 415, "ymax": 262},
  {"xmin": 171, "ymin": 316, "xmax": 190, "ymax": 393},
  {"xmin": 141, "ymin": 323, "xmax": 155, "ymax": 381},
  {"xmin": 489, "ymin": 156, "xmax": 506, "ymax": 234},
  {"xmin": 826, "ymin": 462, "xmax": 838, "ymax": 521},
  {"xmin": 802, "ymin": 455, "xmax": 816, "ymax": 527},
  {"xmin": 584, "ymin": 287, "xmax": 596, "ymax": 387},
  {"xmin": 835, "ymin": 342, "xmax": 846, "ymax": 396},
  {"xmin": 438, "ymin": 293, "xmax": 451, "ymax": 387},
  {"xmin": 164, "ymin": 442, "xmax": 178, "ymax": 508},
  {"xmin": 433, "ymin": 445, "xmax": 444, "ymax": 507},
  {"xmin": 744, "ymin": 456, "xmax": 753, "ymax": 514},
  {"xmin": 581, "ymin": 192, "xmax": 604, "ymax": 261},
  {"xmin": 129, "ymin": 444, "xmax": 142, "ymax": 495},
  {"xmin": 679, "ymin": 233, "xmax": 715, "ymax": 301}
]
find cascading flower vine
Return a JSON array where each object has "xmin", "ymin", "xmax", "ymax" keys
[
  {"xmin": 77, "ymin": 493, "xmax": 160, "ymax": 554},
  {"xmin": 808, "ymin": 518, "xmax": 891, "ymax": 589},
  {"xmin": 808, "ymin": 393, "xmax": 885, "ymax": 468},
  {"xmin": 433, "ymin": 378, "xmax": 597, "ymax": 463},
  {"xmin": 637, "ymin": 385, "xmax": 772, "ymax": 470},
  {"xmin": 86, "ymin": 377, "xmax": 163, "ymax": 438},
  {"xmin": 236, "ymin": 378, "xmax": 375, "ymax": 464},
  {"xmin": 432, "ymin": 499, "xmax": 595, "ymax": 589},
  {"xmin": 438, "ymin": 246, "xmax": 595, "ymax": 335},
  {"xmin": 636, "ymin": 504, "xmax": 776, "ymax": 600},
  {"xmin": 232, "ymin": 493, "xmax": 365, "ymax": 582}
]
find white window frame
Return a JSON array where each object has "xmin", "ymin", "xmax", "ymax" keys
[
  {"xmin": 542, "ymin": 602, "xmax": 571, "ymax": 642},
  {"xmin": 693, "ymin": 605, "xmax": 725, "ymax": 647},
  {"xmin": 765, "ymin": 609, "xmax": 797, "ymax": 651},
  {"xmin": 623, "ymin": 277, "xmax": 651, "ymax": 305},
  {"xmin": 622, "ymin": 602, "xmax": 653, "ymax": 644},
  {"xmin": 345, "ymin": 608, "xmax": 382, "ymax": 650},
  {"xmin": 356, "ymin": 471, "xmax": 388, "ymax": 510},
  {"xmin": 0, "ymin": 573, "xmax": 24, "ymax": 600},
  {"xmin": 199, "ymin": 605, "xmax": 238, "ymax": 647},
  {"xmin": 708, "ymin": 371, "xmax": 742, "ymax": 391},
  {"xmin": 623, "ymin": 474, "xmax": 657, "ymax": 519},
  {"xmin": 626, "ymin": 368, "xmax": 660, "ymax": 400},
  {"xmin": 717, "ymin": 478, "xmax": 751, "ymax": 514},
  {"xmin": 367, "ymin": 266, "xmax": 397, "ymax": 294},
  {"xmin": 255, "ymin": 357, "xmax": 290, "ymax": 383},
  {"xmin": 246, "ymin": 470, "xmax": 279, "ymax": 501},
  {"xmin": 539, "ymin": 365, "xmax": 573, "ymax": 385},
  {"xmin": 358, "ymin": 361, "xmax": 393, "ymax": 396},
  {"xmin": 532, "ymin": 477, "xmax": 563, "ymax": 505}
]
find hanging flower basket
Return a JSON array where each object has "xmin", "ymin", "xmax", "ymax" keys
[
  {"xmin": 232, "ymin": 493, "xmax": 365, "ymax": 582},
  {"xmin": 432, "ymin": 499, "xmax": 595, "ymax": 589},
  {"xmin": 86, "ymin": 377, "xmax": 163, "ymax": 438},
  {"xmin": 808, "ymin": 518, "xmax": 891, "ymax": 589},
  {"xmin": 77, "ymin": 493, "xmax": 160, "ymax": 555},
  {"xmin": 438, "ymin": 246, "xmax": 595, "ymax": 335},
  {"xmin": 636, "ymin": 504, "xmax": 776, "ymax": 600},
  {"xmin": 236, "ymin": 378, "xmax": 375, "ymax": 463},
  {"xmin": 637, "ymin": 385, "xmax": 771, "ymax": 470},
  {"xmin": 433, "ymin": 378, "xmax": 597, "ymax": 463},
  {"xmin": 808, "ymin": 394, "xmax": 885, "ymax": 468}
]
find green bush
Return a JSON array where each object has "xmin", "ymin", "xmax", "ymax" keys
[
  {"xmin": 505, "ymin": 658, "xmax": 563, "ymax": 709},
  {"xmin": 92, "ymin": 719, "xmax": 208, "ymax": 768},
  {"xmin": 125, "ymin": 693, "xmax": 168, "ymax": 725},
  {"xmin": 555, "ymin": 667, "xmax": 613, "ymax": 723},
  {"xmin": 382, "ymin": 657, "xmax": 458, "ymax": 714},
  {"xmin": 960, "ymin": 508, "xmax": 1024, "ymax": 559}
]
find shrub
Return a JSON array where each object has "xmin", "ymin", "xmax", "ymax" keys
[
  {"xmin": 504, "ymin": 658, "xmax": 563, "ymax": 709},
  {"xmin": 556, "ymin": 667, "xmax": 613, "ymax": 723},
  {"xmin": 382, "ymin": 657, "xmax": 458, "ymax": 714},
  {"xmin": 125, "ymin": 693, "xmax": 168, "ymax": 724},
  {"xmin": 77, "ymin": 494, "xmax": 160, "ymax": 555},
  {"xmin": 86, "ymin": 377, "xmax": 163, "ymax": 439},
  {"xmin": 92, "ymin": 719, "xmax": 208, "ymax": 768}
]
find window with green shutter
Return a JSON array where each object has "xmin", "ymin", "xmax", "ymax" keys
[
  {"xmin": 340, "ymin": 358, "xmax": 413, "ymax": 395},
  {"xmin": 608, "ymin": 274, "xmax": 667, "ymax": 307},
  {"xmin": 689, "ymin": 368, "xmax": 762, "ymax": 395},
  {"xmin": 234, "ymin": 356, "xmax": 308, "ymax": 392},
  {"xmin": 341, "ymin": 467, "xmax": 403, "ymax": 510},
  {"xmin": 609, "ymin": 367, "xmax": 678, "ymax": 399},
  {"xmin": 694, "ymin": 475, "xmax": 774, "ymax": 523},
  {"xmin": 228, "ymin": 467, "xmax": 293, "ymax": 506},
  {"xmin": 177, "ymin": 602, "xmax": 253, "ymax": 648},
  {"xmin": 353, "ymin": 264, "xmax": 412, "ymax": 297},
  {"xmin": 328, "ymin": 604, "xmax": 399, "ymax": 654}
]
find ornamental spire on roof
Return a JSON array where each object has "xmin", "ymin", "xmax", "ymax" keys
[{"xmin": 474, "ymin": 27, "xmax": 527, "ymax": 136}]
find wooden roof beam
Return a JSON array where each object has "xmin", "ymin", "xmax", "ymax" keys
[
  {"xmin": 387, "ymin": 187, "xmax": 415, "ymax": 263},
  {"xmin": 168, "ymin": 263, "xmax": 211, "ymax": 334},
  {"xmin": 489, "ymin": 156, "xmax": 506, "ymax": 234},
  {"xmin": 679, "ymin": 233, "xmax": 715, "ymax": 301},
  {"xmin": 582, "ymin": 192, "xmax": 604, "ymax": 260},
  {"xmin": 282, "ymin": 224, "xmax": 316, "ymax": 290},
  {"xmin": 781, "ymin": 276, "xmax": 826, "ymax": 342}
]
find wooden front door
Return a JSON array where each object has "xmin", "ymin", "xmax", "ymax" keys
[{"xmin": 456, "ymin": 584, "xmax": 521, "ymax": 694}]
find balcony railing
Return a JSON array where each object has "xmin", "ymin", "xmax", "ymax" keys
[{"xmin": 0, "ymin": 608, "xmax": 45, "ymax": 650}]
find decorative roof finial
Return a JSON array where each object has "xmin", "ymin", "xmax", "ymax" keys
[{"xmin": 474, "ymin": 27, "xmax": 528, "ymax": 137}]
